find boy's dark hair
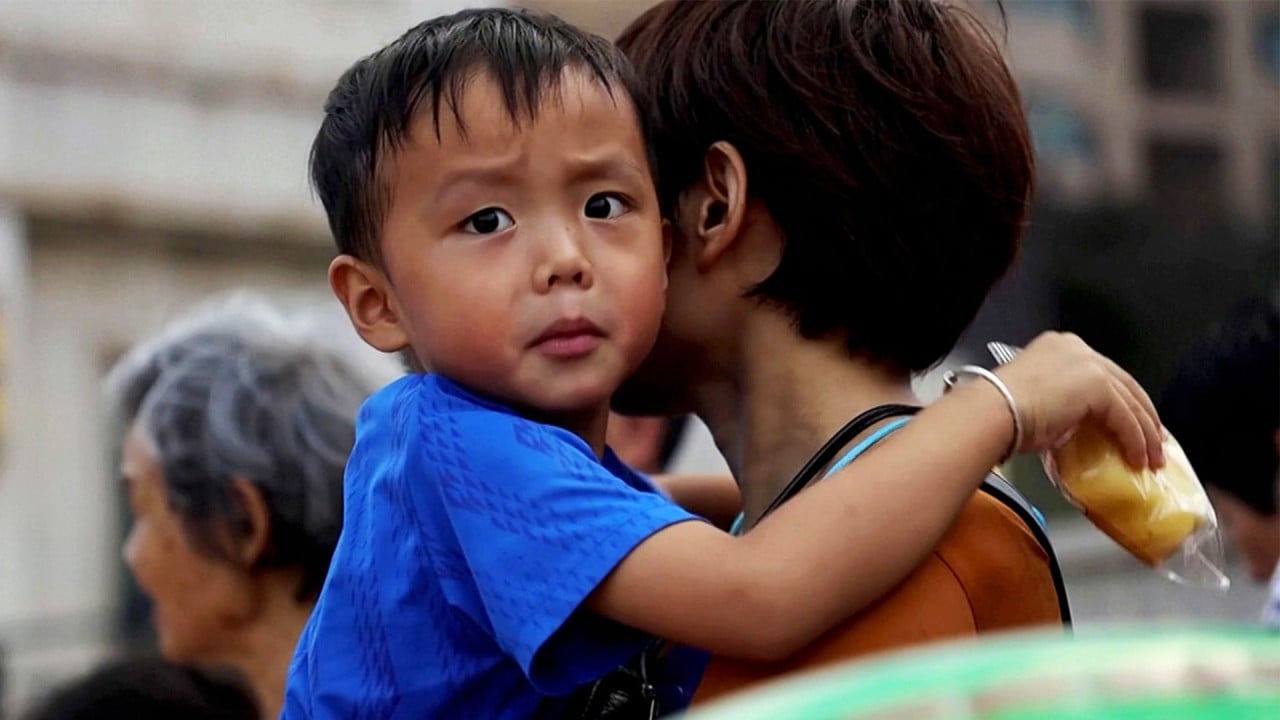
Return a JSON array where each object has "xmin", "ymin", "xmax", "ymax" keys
[
  {"xmin": 312, "ymin": 7, "xmax": 646, "ymax": 263},
  {"xmin": 1160, "ymin": 295, "xmax": 1280, "ymax": 516},
  {"xmin": 23, "ymin": 659, "xmax": 258, "ymax": 720},
  {"xmin": 617, "ymin": 0, "xmax": 1033, "ymax": 373}
]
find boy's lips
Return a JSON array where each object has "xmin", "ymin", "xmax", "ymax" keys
[{"xmin": 530, "ymin": 317, "xmax": 605, "ymax": 358}]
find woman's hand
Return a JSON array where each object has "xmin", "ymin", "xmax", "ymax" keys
[{"xmin": 994, "ymin": 332, "xmax": 1164, "ymax": 469}]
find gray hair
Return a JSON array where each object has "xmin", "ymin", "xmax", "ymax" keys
[{"xmin": 106, "ymin": 293, "xmax": 400, "ymax": 600}]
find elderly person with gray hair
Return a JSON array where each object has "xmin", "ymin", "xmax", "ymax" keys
[{"xmin": 106, "ymin": 295, "xmax": 397, "ymax": 718}]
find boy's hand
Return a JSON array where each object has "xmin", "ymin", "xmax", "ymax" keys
[{"xmin": 994, "ymin": 332, "xmax": 1164, "ymax": 469}]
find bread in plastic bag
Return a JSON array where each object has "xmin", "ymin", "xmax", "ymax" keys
[
  {"xmin": 1044, "ymin": 424, "xmax": 1229, "ymax": 589},
  {"xmin": 985, "ymin": 342, "xmax": 1229, "ymax": 590}
]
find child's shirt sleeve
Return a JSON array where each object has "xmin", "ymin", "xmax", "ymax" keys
[{"xmin": 407, "ymin": 407, "xmax": 702, "ymax": 695}]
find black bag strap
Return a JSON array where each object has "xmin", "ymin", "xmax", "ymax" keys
[
  {"xmin": 757, "ymin": 404, "xmax": 922, "ymax": 522},
  {"xmin": 759, "ymin": 403, "xmax": 1071, "ymax": 625},
  {"xmin": 560, "ymin": 640, "xmax": 661, "ymax": 719},
  {"xmin": 978, "ymin": 473, "xmax": 1072, "ymax": 625}
]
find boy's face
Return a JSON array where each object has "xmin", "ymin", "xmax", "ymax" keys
[{"xmin": 375, "ymin": 69, "xmax": 667, "ymax": 416}]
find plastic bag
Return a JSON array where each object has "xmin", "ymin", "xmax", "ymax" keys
[
  {"xmin": 987, "ymin": 343, "xmax": 1229, "ymax": 590},
  {"xmin": 1044, "ymin": 424, "xmax": 1229, "ymax": 588}
]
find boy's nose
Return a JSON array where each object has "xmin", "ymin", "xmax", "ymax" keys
[{"xmin": 533, "ymin": 234, "xmax": 594, "ymax": 293}]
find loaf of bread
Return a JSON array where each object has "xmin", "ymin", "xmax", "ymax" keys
[{"xmin": 1052, "ymin": 426, "xmax": 1209, "ymax": 566}]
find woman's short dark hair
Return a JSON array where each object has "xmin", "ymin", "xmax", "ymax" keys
[{"xmin": 618, "ymin": 0, "xmax": 1034, "ymax": 372}]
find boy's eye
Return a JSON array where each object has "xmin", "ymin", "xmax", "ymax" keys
[
  {"xmin": 462, "ymin": 208, "xmax": 514, "ymax": 235},
  {"xmin": 584, "ymin": 193, "xmax": 628, "ymax": 220}
]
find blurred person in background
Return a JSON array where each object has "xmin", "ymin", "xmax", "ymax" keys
[
  {"xmin": 104, "ymin": 295, "xmax": 396, "ymax": 718},
  {"xmin": 21, "ymin": 658, "xmax": 257, "ymax": 720},
  {"xmin": 606, "ymin": 413, "xmax": 688, "ymax": 475},
  {"xmin": 1160, "ymin": 294, "xmax": 1279, "ymax": 624},
  {"xmin": 608, "ymin": 414, "xmax": 743, "ymax": 531}
]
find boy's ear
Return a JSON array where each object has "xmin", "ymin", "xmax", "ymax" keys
[
  {"xmin": 328, "ymin": 255, "xmax": 410, "ymax": 354},
  {"xmin": 676, "ymin": 141, "xmax": 748, "ymax": 273}
]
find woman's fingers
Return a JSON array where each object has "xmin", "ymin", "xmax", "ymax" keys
[
  {"xmin": 1095, "ymin": 377, "xmax": 1150, "ymax": 470},
  {"xmin": 994, "ymin": 331, "xmax": 1167, "ymax": 468},
  {"xmin": 1099, "ymin": 356, "xmax": 1165, "ymax": 468}
]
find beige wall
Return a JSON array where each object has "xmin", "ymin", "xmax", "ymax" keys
[{"xmin": 517, "ymin": 0, "xmax": 658, "ymax": 38}]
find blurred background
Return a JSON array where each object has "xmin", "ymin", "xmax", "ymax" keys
[{"xmin": 0, "ymin": 0, "xmax": 1275, "ymax": 714}]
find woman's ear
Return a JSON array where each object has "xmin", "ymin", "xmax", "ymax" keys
[
  {"xmin": 329, "ymin": 255, "xmax": 410, "ymax": 354},
  {"xmin": 229, "ymin": 478, "xmax": 272, "ymax": 568},
  {"xmin": 674, "ymin": 141, "xmax": 749, "ymax": 273}
]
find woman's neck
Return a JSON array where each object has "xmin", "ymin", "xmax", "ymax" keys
[
  {"xmin": 692, "ymin": 312, "xmax": 919, "ymax": 529},
  {"xmin": 204, "ymin": 583, "xmax": 314, "ymax": 719}
]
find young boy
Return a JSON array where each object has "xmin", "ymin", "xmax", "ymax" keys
[{"xmin": 285, "ymin": 8, "xmax": 1164, "ymax": 718}]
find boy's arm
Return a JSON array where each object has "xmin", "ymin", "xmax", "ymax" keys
[
  {"xmin": 652, "ymin": 474, "xmax": 741, "ymax": 530},
  {"xmin": 587, "ymin": 333, "xmax": 1163, "ymax": 661}
]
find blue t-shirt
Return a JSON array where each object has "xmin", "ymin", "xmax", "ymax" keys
[{"xmin": 282, "ymin": 374, "xmax": 707, "ymax": 719}]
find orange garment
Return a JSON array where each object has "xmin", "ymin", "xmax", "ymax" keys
[{"xmin": 693, "ymin": 490, "xmax": 1063, "ymax": 704}]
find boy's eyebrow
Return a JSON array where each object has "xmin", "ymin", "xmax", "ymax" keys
[
  {"xmin": 562, "ymin": 152, "xmax": 647, "ymax": 185},
  {"xmin": 432, "ymin": 151, "xmax": 648, "ymax": 207},
  {"xmin": 430, "ymin": 160, "xmax": 524, "ymax": 211}
]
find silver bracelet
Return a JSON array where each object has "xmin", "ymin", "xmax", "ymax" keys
[{"xmin": 942, "ymin": 365, "xmax": 1024, "ymax": 461}]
